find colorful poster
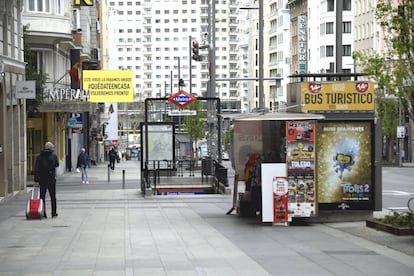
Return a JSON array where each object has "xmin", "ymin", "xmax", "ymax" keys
[
  {"xmin": 286, "ymin": 121, "xmax": 316, "ymax": 219},
  {"xmin": 316, "ymin": 122, "xmax": 372, "ymax": 204},
  {"xmin": 273, "ymin": 177, "xmax": 288, "ymax": 224}
]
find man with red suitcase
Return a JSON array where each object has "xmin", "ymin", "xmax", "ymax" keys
[{"xmin": 34, "ymin": 142, "xmax": 59, "ymax": 218}]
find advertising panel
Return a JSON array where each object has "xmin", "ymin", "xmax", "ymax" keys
[
  {"xmin": 233, "ymin": 120, "xmax": 263, "ymax": 180},
  {"xmin": 83, "ymin": 70, "xmax": 134, "ymax": 103},
  {"xmin": 105, "ymin": 103, "xmax": 119, "ymax": 142},
  {"xmin": 286, "ymin": 121, "xmax": 316, "ymax": 219},
  {"xmin": 142, "ymin": 124, "xmax": 174, "ymax": 164},
  {"xmin": 316, "ymin": 122, "xmax": 373, "ymax": 209},
  {"xmin": 273, "ymin": 177, "xmax": 288, "ymax": 224},
  {"xmin": 301, "ymin": 81, "xmax": 375, "ymax": 112}
]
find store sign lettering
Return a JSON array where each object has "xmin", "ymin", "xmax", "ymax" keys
[
  {"xmin": 43, "ymin": 88, "xmax": 89, "ymax": 102},
  {"xmin": 297, "ymin": 16, "xmax": 307, "ymax": 74}
]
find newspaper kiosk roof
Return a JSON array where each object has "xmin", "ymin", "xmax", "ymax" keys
[{"xmin": 221, "ymin": 112, "xmax": 325, "ymax": 121}]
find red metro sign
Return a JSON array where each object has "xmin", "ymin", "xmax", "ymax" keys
[{"xmin": 168, "ymin": 90, "xmax": 197, "ymax": 109}]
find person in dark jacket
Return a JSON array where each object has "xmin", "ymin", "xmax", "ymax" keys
[
  {"xmin": 34, "ymin": 141, "xmax": 59, "ymax": 218},
  {"xmin": 76, "ymin": 147, "xmax": 89, "ymax": 184},
  {"xmin": 109, "ymin": 147, "xmax": 117, "ymax": 170}
]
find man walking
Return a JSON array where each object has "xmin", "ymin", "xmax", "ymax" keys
[
  {"xmin": 34, "ymin": 142, "xmax": 59, "ymax": 218},
  {"xmin": 109, "ymin": 147, "xmax": 117, "ymax": 170},
  {"xmin": 77, "ymin": 147, "xmax": 89, "ymax": 184}
]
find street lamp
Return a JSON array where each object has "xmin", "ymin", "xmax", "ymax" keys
[{"xmin": 240, "ymin": 0, "xmax": 264, "ymax": 110}]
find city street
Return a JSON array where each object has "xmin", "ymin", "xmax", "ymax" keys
[
  {"xmin": 0, "ymin": 161, "xmax": 413, "ymax": 275},
  {"xmin": 382, "ymin": 166, "xmax": 414, "ymax": 211}
]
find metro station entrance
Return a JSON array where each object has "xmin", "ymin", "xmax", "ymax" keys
[{"xmin": 140, "ymin": 96, "xmax": 229, "ymax": 196}]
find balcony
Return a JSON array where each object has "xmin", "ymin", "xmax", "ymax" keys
[{"xmin": 22, "ymin": 12, "xmax": 72, "ymax": 45}]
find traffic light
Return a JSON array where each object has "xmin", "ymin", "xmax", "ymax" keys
[{"xmin": 192, "ymin": 41, "xmax": 202, "ymax": 61}]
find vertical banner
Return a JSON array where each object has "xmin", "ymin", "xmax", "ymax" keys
[
  {"xmin": 106, "ymin": 103, "xmax": 119, "ymax": 143},
  {"xmin": 273, "ymin": 177, "xmax": 288, "ymax": 224},
  {"xmin": 286, "ymin": 121, "xmax": 316, "ymax": 219},
  {"xmin": 70, "ymin": 49, "xmax": 81, "ymax": 90},
  {"xmin": 297, "ymin": 15, "xmax": 307, "ymax": 74},
  {"xmin": 316, "ymin": 122, "xmax": 372, "ymax": 209}
]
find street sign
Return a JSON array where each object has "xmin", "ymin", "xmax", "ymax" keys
[
  {"xmin": 168, "ymin": 90, "xmax": 197, "ymax": 109},
  {"xmin": 168, "ymin": 110, "xmax": 196, "ymax": 116},
  {"xmin": 397, "ymin": 126, "xmax": 406, "ymax": 138}
]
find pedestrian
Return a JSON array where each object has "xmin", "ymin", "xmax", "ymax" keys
[
  {"xmin": 76, "ymin": 147, "xmax": 89, "ymax": 184},
  {"xmin": 109, "ymin": 147, "xmax": 117, "ymax": 170},
  {"xmin": 34, "ymin": 141, "xmax": 59, "ymax": 218}
]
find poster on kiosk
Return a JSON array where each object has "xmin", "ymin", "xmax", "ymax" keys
[
  {"xmin": 273, "ymin": 177, "xmax": 288, "ymax": 224},
  {"xmin": 286, "ymin": 121, "xmax": 317, "ymax": 220}
]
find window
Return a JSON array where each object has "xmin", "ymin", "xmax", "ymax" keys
[
  {"xmin": 28, "ymin": 0, "xmax": 51, "ymax": 13},
  {"xmin": 326, "ymin": 22, "xmax": 334, "ymax": 34},
  {"xmin": 342, "ymin": 45, "xmax": 351, "ymax": 56},
  {"xmin": 327, "ymin": 0, "xmax": 334, "ymax": 12},
  {"xmin": 326, "ymin": 45, "xmax": 334, "ymax": 57},
  {"xmin": 343, "ymin": 0, "xmax": 351, "ymax": 11},
  {"xmin": 342, "ymin": 22, "xmax": 351, "ymax": 33}
]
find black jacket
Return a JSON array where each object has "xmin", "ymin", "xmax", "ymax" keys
[{"xmin": 34, "ymin": 149, "xmax": 59, "ymax": 183}]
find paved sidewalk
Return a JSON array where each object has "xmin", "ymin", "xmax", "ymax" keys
[{"xmin": 0, "ymin": 160, "xmax": 413, "ymax": 275}]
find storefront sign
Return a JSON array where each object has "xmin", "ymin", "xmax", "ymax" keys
[
  {"xmin": 301, "ymin": 81, "xmax": 375, "ymax": 111},
  {"xmin": 16, "ymin": 80, "xmax": 36, "ymax": 99},
  {"xmin": 297, "ymin": 16, "xmax": 307, "ymax": 74},
  {"xmin": 74, "ymin": 0, "xmax": 93, "ymax": 6},
  {"xmin": 67, "ymin": 113, "xmax": 83, "ymax": 128},
  {"xmin": 43, "ymin": 88, "xmax": 89, "ymax": 101},
  {"xmin": 286, "ymin": 121, "xmax": 316, "ymax": 219},
  {"xmin": 83, "ymin": 70, "xmax": 134, "ymax": 103},
  {"xmin": 316, "ymin": 122, "xmax": 373, "ymax": 208}
]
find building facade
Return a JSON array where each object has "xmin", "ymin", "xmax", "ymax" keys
[
  {"xmin": 0, "ymin": 0, "xmax": 27, "ymax": 199},
  {"xmin": 22, "ymin": 0, "xmax": 101, "ymax": 176}
]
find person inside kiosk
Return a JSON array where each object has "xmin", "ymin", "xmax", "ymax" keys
[{"xmin": 238, "ymin": 121, "xmax": 287, "ymax": 217}]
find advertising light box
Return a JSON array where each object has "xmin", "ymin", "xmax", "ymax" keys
[
  {"xmin": 316, "ymin": 121, "xmax": 374, "ymax": 210},
  {"xmin": 301, "ymin": 81, "xmax": 375, "ymax": 112}
]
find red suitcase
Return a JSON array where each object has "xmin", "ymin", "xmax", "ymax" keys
[{"xmin": 26, "ymin": 187, "xmax": 44, "ymax": 219}]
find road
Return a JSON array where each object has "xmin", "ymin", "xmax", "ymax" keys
[{"xmin": 382, "ymin": 166, "xmax": 414, "ymax": 212}]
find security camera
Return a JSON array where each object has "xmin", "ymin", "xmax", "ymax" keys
[{"xmin": 201, "ymin": 32, "xmax": 208, "ymax": 39}]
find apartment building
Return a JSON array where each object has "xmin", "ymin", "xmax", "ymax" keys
[
  {"xmin": 306, "ymin": 0, "xmax": 354, "ymax": 75},
  {"xmin": 106, "ymin": 0, "xmax": 241, "ymax": 111}
]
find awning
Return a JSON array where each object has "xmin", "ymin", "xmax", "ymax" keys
[{"xmin": 220, "ymin": 111, "xmax": 325, "ymax": 121}]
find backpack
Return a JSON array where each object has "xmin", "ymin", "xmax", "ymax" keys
[{"xmin": 39, "ymin": 154, "xmax": 55, "ymax": 178}]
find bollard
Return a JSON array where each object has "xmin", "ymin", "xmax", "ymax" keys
[
  {"xmin": 122, "ymin": 169, "xmax": 125, "ymax": 189},
  {"xmin": 108, "ymin": 164, "xmax": 111, "ymax": 182}
]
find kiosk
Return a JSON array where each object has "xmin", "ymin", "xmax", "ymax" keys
[{"xmin": 228, "ymin": 78, "xmax": 382, "ymax": 223}]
